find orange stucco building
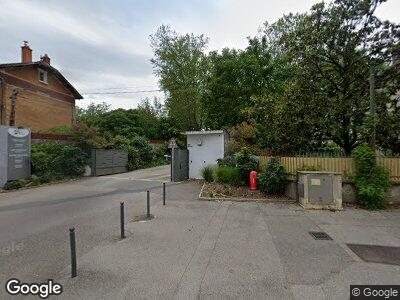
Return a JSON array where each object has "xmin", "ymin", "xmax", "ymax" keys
[{"xmin": 0, "ymin": 42, "xmax": 83, "ymax": 132}]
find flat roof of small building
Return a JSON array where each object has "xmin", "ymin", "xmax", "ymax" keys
[{"xmin": 183, "ymin": 130, "xmax": 224, "ymax": 135}]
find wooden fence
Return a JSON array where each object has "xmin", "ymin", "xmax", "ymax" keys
[{"xmin": 259, "ymin": 156, "xmax": 400, "ymax": 183}]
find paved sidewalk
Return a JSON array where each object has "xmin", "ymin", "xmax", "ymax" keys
[{"xmin": 53, "ymin": 182, "xmax": 400, "ymax": 300}]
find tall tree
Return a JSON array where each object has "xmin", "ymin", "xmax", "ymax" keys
[
  {"xmin": 150, "ymin": 25, "xmax": 208, "ymax": 130},
  {"xmin": 203, "ymin": 37, "xmax": 290, "ymax": 130},
  {"xmin": 261, "ymin": 0, "xmax": 399, "ymax": 154},
  {"xmin": 76, "ymin": 102, "xmax": 110, "ymax": 126}
]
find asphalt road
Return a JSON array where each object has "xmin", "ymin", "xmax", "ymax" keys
[
  {"xmin": 1, "ymin": 164, "xmax": 400, "ymax": 299},
  {"xmin": 0, "ymin": 165, "xmax": 172, "ymax": 298}
]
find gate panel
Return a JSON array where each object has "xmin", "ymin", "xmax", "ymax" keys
[
  {"xmin": 91, "ymin": 149, "xmax": 128, "ymax": 176},
  {"xmin": 171, "ymin": 149, "xmax": 189, "ymax": 182}
]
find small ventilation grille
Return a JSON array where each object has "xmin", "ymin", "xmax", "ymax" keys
[{"xmin": 309, "ymin": 231, "xmax": 332, "ymax": 240}]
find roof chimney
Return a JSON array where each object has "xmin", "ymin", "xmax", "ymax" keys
[
  {"xmin": 21, "ymin": 41, "xmax": 32, "ymax": 63},
  {"xmin": 40, "ymin": 54, "xmax": 51, "ymax": 65}
]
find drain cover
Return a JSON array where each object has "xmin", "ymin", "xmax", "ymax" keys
[
  {"xmin": 309, "ymin": 231, "xmax": 332, "ymax": 240},
  {"xmin": 347, "ymin": 244, "xmax": 400, "ymax": 266},
  {"xmin": 131, "ymin": 214, "xmax": 155, "ymax": 222}
]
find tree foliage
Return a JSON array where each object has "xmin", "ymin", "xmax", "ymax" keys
[
  {"xmin": 150, "ymin": 1, "xmax": 399, "ymax": 155},
  {"xmin": 255, "ymin": 0, "xmax": 400, "ymax": 154},
  {"xmin": 258, "ymin": 158, "xmax": 287, "ymax": 195},
  {"xmin": 150, "ymin": 25, "xmax": 209, "ymax": 130},
  {"xmin": 76, "ymin": 102, "xmax": 110, "ymax": 126}
]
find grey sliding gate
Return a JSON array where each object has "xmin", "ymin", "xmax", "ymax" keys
[{"xmin": 91, "ymin": 149, "xmax": 128, "ymax": 176}]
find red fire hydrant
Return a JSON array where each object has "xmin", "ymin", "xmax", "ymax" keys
[{"xmin": 249, "ymin": 171, "xmax": 258, "ymax": 190}]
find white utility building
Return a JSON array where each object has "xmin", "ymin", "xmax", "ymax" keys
[{"xmin": 183, "ymin": 130, "xmax": 225, "ymax": 179}]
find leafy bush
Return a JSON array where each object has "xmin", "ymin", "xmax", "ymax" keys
[
  {"xmin": 3, "ymin": 179, "xmax": 27, "ymax": 190},
  {"xmin": 352, "ymin": 145, "xmax": 391, "ymax": 209},
  {"xmin": 154, "ymin": 142, "xmax": 169, "ymax": 158},
  {"xmin": 215, "ymin": 165, "xmax": 241, "ymax": 186},
  {"xmin": 58, "ymin": 144, "xmax": 89, "ymax": 176},
  {"xmin": 226, "ymin": 122, "xmax": 262, "ymax": 155},
  {"xmin": 236, "ymin": 147, "xmax": 258, "ymax": 184},
  {"xmin": 71, "ymin": 123, "xmax": 109, "ymax": 153},
  {"xmin": 39, "ymin": 173, "xmax": 55, "ymax": 184},
  {"xmin": 112, "ymin": 135, "xmax": 140, "ymax": 170},
  {"xmin": 131, "ymin": 136, "xmax": 155, "ymax": 165},
  {"xmin": 31, "ymin": 142, "xmax": 89, "ymax": 178},
  {"xmin": 201, "ymin": 165, "xmax": 215, "ymax": 182},
  {"xmin": 27, "ymin": 175, "xmax": 40, "ymax": 186},
  {"xmin": 258, "ymin": 158, "xmax": 287, "ymax": 195},
  {"xmin": 217, "ymin": 155, "xmax": 236, "ymax": 167},
  {"xmin": 352, "ymin": 145, "xmax": 376, "ymax": 174}
]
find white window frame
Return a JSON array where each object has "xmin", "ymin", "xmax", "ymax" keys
[{"xmin": 38, "ymin": 69, "xmax": 48, "ymax": 84}]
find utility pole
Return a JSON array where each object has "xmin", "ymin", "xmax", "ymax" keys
[
  {"xmin": 369, "ymin": 66, "xmax": 376, "ymax": 149},
  {"xmin": 9, "ymin": 89, "xmax": 18, "ymax": 127}
]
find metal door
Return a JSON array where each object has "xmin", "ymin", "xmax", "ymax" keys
[
  {"xmin": 308, "ymin": 174, "xmax": 334, "ymax": 204},
  {"xmin": 171, "ymin": 149, "xmax": 189, "ymax": 182}
]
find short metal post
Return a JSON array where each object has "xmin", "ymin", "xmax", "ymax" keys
[
  {"xmin": 69, "ymin": 228, "xmax": 77, "ymax": 278},
  {"xmin": 163, "ymin": 183, "xmax": 166, "ymax": 206},
  {"xmin": 120, "ymin": 202, "xmax": 125, "ymax": 239},
  {"xmin": 147, "ymin": 190, "xmax": 150, "ymax": 218}
]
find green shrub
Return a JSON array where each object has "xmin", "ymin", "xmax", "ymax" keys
[
  {"xmin": 215, "ymin": 165, "xmax": 241, "ymax": 186},
  {"xmin": 236, "ymin": 147, "xmax": 258, "ymax": 184},
  {"xmin": 3, "ymin": 179, "xmax": 26, "ymax": 190},
  {"xmin": 352, "ymin": 145, "xmax": 391, "ymax": 209},
  {"xmin": 28, "ymin": 175, "xmax": 40, "ymax": 186},
  {"xmin": 131, "ymin": 136, "xmax": 154, "ymax": 164},
  {"xmin": 217, "ymin": 155, "xmax": 236, "ymax": 167},
  {"xmin": 57, "ymin": 144, "xmax": 88, "ymax": 176},
  {"xmin": 154, "ymin": 142, "xmax": 169, "ymax": 158},
  {"xmin": 39, "ymin": 173, "xmax": 55, "ymax": 184},
  {"xmin": 352, "ymin": 145, "xmax": 376, "ymax": 174},
  {"xmin": 71, "ymin": 123, "xmax": 109, "ymax": 153},
  {"xmin": 127, "ymin": 148, "xmax": 140, "ymax": 171},
  {"xmin": 31, "ymin": 142, "xmax": 89, "ymax": 178},
  {"xmin": 112, "ymin": 135, "xmax": 140, "ymax": 171},
  {"xmin": 258, "ymin": 158, "xmax": 287, "ymax": 195},
  {"xmin": 201, "ymin": 165, "xmax": 215, "ymax": 182}
]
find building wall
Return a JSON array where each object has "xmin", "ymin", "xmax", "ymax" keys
[
  {"xmin": 0, "ymin": 67, "xmax": 76, "ymax": 132},
  {"xmin": 6, "ymin": 67, "xmax": 72, "ymax": 95},
  {"xmin": 187, "ymin": 133, "xmax": 225, "ymax": 179}
]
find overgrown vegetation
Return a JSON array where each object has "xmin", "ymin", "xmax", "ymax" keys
[
  {"xmin": 3, "ymin": 179, "xmax": 27, "ymax": 190},
  {"xmin": 258, "ymin": 159, "xmax": 287, "ymax": 195},
  {"xmin": 236, "ymin": 147, "xmax": 258, "ymax": 184},
  {"xmin": 72, "ymin": 99, "xmax": 176, "ymax": 172},
  {"xmin": 214, "ymin": 165, "xmax": 241, "ymax": 186},
  {"xmin": 3, "ymin": 142, "xmax": 90, "ymax": 190},
  {"xmin": 352, "ymin": 145, "xmax": 391, "ymax": 209},
  {"xmin": 201, "ymin": 165, "xmax": 215, "ymax": 183},
  {"xmin": 217, "ymin": 156, "xmax": 236, "ymax": 167},
  {"xmin": 31, "ymin": 142, "xmax": 89, "ymax": 179}
]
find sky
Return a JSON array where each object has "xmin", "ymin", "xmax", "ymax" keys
[{"xmin": 0, "ymin": 0, "xmax": 399, "ymax": 110}]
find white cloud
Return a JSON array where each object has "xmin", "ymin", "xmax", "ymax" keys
[
  {"xmin": 0, "ymin": 0, "xmax": 399, "ymax": 109},
  {"xmin": 0, "ymin": 1, "xmax": 106, "ymax": 45}
]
